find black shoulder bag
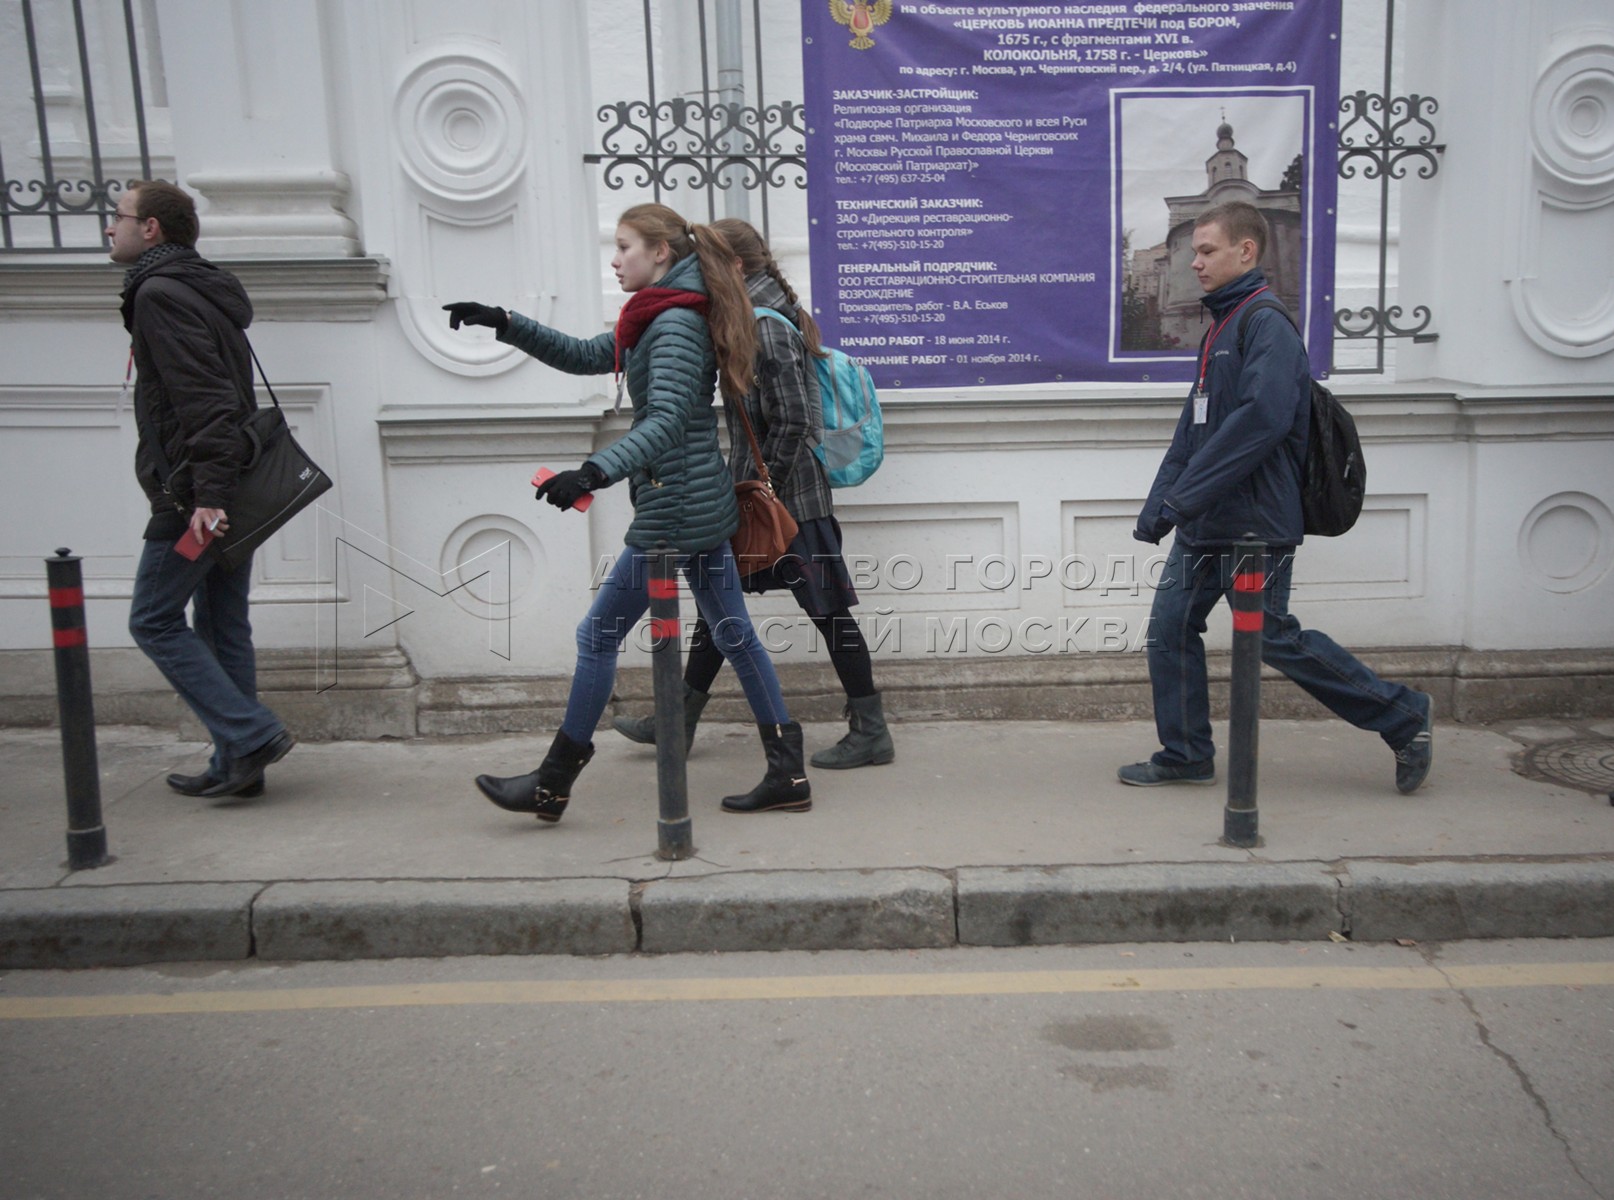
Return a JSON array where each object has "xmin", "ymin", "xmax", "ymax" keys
[{"xmin": 135, "ymin": 334, "xmax": 332, "ymax": 571}]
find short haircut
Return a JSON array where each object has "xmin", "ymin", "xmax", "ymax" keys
[
  {"xmin": 1195, "ymin": 201, "xmax": 1267, "ymax": 259},
  {"xmin": 128, "ymin": 181, "xmax": 199, "ymax": 248}
]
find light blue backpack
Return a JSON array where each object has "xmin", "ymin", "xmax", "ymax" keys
[{"xmin": 755, "ymin": 306, "xmax": 883, "ymax": 488}]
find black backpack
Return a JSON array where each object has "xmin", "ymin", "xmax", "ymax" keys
[{"xmin": 1236, "ymin": 299, "xmax": 1365, "ymax": 537}]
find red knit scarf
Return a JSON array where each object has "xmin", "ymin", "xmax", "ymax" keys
[{"xmin": 613, "ymin": 287, "xmax": 708, "ymax": 374}]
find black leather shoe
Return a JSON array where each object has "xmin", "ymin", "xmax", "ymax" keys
[
  {"xmin": 474, "ymin": 770, "xmax": 568, "ymax": 822},
  {"xmin": 200, "ymin": 730, "xmax": 294, "ymax": 797},
  {"xmin": 167, "ymin": 770, "xmax": 264, "ymax": 798}
]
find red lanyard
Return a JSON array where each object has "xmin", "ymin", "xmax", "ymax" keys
[{"xmin": 1197, "ymin": 285, "xmax": 1269, "ymax": 391}]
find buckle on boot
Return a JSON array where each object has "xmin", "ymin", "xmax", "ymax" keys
[{"xmin": 534, "ymin": 787, "xmax": 570, "ymax": 824}]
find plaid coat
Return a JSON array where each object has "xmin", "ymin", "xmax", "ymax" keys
[{"xmin": 723, "ymin": 274, "xmax": 834, "ymax": 525}]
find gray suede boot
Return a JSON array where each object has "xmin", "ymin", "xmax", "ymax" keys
[
  {"xmin": 809, "ymin": 692, "xmax": 895, "ymax": 770},
  {"xmin": 611, "ymin": 684, "xmax": 710, "ymax": 752}
]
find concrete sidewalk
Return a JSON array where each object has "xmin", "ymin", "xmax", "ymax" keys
[{"xmin": 3, "ymin": 716, "xmax": 1613, "ymax": 967}]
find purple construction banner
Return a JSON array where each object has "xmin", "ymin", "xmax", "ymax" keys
[{"xmin": 802, "ymin": 1, "xmax": 1342, "ymax": 388}]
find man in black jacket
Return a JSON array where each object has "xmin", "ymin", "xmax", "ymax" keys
[
  {"xmin": 1122, "ymin": 202, "xmax": 1431, "ymax": 794},
  {"xmin": 111, "ymin": 181, "xmax": 293, "ymax": 798}
]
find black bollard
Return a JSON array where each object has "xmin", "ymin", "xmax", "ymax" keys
[
  {"xmin": 46, "ymin": 549, "xmax": 110, "ymax": 869},
  {"xmin": 1222, "ymin": 540, "xmax": 1266, "ymax": 849},
  {"xmin": 649, "ymin": 544, "xmax": 693, "ymax": 860}
]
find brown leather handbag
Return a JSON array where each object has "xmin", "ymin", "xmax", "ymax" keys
[{"xmin": 729, "ymin": 398, "xmax": 798, "ymax": 576}]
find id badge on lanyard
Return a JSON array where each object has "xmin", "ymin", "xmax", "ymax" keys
[{"xmin": 1195, "ymin": 285, "xmax": 1268, "ymax": 427}]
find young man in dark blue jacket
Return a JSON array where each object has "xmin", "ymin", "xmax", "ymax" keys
[{"xmin": 1123, "ymin": 201, "xmax": 1431, "ymax": 793}]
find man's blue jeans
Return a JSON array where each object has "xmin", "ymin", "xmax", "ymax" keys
[
  {"xmin": 129, "ymin": 539, "xmax": 284, "ymax": 769},
  {"xmin": 561, "ymin": 541, "xmax": 789, "ymax": 743},
  {"xmin": 1146, "ymin": 541, "xmax": 1425, "ymax": 767}
]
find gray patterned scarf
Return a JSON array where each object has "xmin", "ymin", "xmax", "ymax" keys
[{"xmin": 122, "ymin": 241, "xmax": 192, "ymax": 292}]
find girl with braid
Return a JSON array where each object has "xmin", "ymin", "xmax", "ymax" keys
[
  {"xmin": 444, "ymin": 204, "xmax": 812, "ymax": 819},
  {"xmin": 613, "ymin": 218, "xmax": 895, "ymax": 772}
]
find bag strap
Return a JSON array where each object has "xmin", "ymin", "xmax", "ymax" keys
[
  {"xmin": 244, "ymin": 341, "xmax": 279, "ymax": 409},
  {"xmin": 1235, "ymin": 297, "xmax": 1300, "ymax": 356},
  {"xmin": 128, "ymin": 277, "xmax": 277, "ymax": 500},
  {"xmin": 753, "ymin": 305, "xmax": 800, "ymax": 337},
  {"xmin": 742, "ymin": 306, "xmax": 802, "ymax": 483},
  {"xmin": 163, "ymin": 274, "xmax": 280, "ymax": 411},
  {"xmin": 729, "ymin": 391, "xmax": 776, "ymax": 493}
]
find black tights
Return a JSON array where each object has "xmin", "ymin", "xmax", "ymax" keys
[{"xmin": 685, "ymin": 607, "xmax": 876, "ymax": 700}]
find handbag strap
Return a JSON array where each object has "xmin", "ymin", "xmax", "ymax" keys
[
  {"xmin": 244, "ymin": 341, "xmax": 279, "ymax": 409},
  {"xmin": 730, "ymin": 394, "xmax": 776, "ymax": 493},
  {"xmin": 161, "ymin": 274, "xmax": 280, "ymax": 411}
]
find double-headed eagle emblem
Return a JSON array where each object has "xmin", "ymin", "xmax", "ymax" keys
[{"xmin": 830, "ymin": 0, "xmax": 891, "ymax": 50}]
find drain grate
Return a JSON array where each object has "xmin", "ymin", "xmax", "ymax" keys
[{"xmin": 1521, "ymin": 738, "xmax": 1614, "ymax": 796}]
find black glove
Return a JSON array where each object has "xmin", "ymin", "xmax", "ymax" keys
[
  {"xmin": 443, "ymin": 301, "xmax": 509, "ymax": 334},
  {"xmin": 534, "ymin": 462, "xmax": 607, "ymax": 510},
  {"xmin": 1133, "ymin": 503, "xmax": 1181, "ymax": 545}
]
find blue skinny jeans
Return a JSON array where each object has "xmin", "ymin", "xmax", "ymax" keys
[{"xmin": 561, "ymin": 541, "xmax": 789, "ymax": 742}]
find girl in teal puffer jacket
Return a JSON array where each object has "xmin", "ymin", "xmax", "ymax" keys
[{"xmin": 445, "ymin": 204, "xmax": 810, "ymax": 821}]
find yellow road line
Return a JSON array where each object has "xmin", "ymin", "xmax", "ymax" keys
[{"xmin": 3, "ymin": 961, "xmax": 1611, "ymax": 1021}]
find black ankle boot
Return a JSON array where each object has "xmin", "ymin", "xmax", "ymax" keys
[
  {"xmin": 721, "ymin": 722, "xmax": 812, "ymax": 813},
  {"xmin": 474, "ymin": 730, "xmax": 594, "ymax": 822}
]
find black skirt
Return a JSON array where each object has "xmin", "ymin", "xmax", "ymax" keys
[{"xmin": 741, "ymin": 515, "xmax": 860, "ymax": 617}]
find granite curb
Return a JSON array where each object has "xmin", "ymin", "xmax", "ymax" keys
[{"xmin": 4, "ymin": 859, "xmax": 1614, "ymax": 969}]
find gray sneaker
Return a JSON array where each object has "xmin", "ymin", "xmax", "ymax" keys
[
  {"xmin": 1117, "ymin": 759, "xmax": 1216, "ymax": 787},
  {"xmin": 1393, "ymin": 692, "xmax": 1433, "ymax": 794}
]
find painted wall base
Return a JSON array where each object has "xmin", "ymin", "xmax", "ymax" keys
[{"xmin": 5, "ymin": 645, "xmax": 1610, "ymax": 740}]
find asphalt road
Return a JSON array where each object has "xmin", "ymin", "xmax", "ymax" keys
[{"xmin": 3, "ymin": 939, "xmax": 1612, "ymax": 1200}]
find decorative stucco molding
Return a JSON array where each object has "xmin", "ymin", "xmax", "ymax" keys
[
  {"xmin": 0, "ymin": 259, "xmax": 391, "ymax": 322},
  {"xmin": 1509, "ymin": 30, "xmax": 1614, "ymax": 357},
  {"xmin": 390, "ymin": 45, "xmax": 537, "ymax": 378},
  {"xmin": 189, "ymin": 169, "xmax": 364, "ymax": 259}
]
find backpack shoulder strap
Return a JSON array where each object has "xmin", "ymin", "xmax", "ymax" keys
[
  {"xmin": 1235, "ymin": 296, "xmax": 1301, "ymax": 357},
  {"xmin": 753, "ymin": 306, "xmax": 801, "ymax": 338}
]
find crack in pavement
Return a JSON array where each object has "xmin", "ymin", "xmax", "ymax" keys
[{"xmin": 1421, "ymin": 947, "xmax": 1608, "ymax": 1200}]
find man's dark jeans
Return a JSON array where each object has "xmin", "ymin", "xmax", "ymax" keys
[
  {"xmin": 129, "ymin": 539, "xmax": 283, "ymax": 769},
  {"xmin": 1146, "ymin": 541, "xmax": 1425, "ymax": 767}
]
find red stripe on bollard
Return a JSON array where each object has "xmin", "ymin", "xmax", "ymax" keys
[
  {"xmin": 1234, "ymin": 572, "xmax": 1264, "ymax": 593},
  {"xmin": 1232, "ymin": 609, "xmax": 1263, "ymax": 633},
  {"xmin": 45, "ymin": 549, "xmax": 108, "ymax": 869},
  {"xmin": 647, "ymin": 577, "xmax": 678, "ymax": 600},
  {"xmin": 651, "ymin": 616, "xmax": 679, "ymax": 641}
]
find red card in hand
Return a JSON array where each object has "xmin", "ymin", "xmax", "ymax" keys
[
  {"xmin": 174, "ymin": 524, "xmax": 218, "ymax": 560},
  {"xmin": 531, "ymin": 467, "xmax": 593, "ymax": 512}
]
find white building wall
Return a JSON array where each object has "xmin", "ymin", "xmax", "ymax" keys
[{"xmin": 0, "ymin": 0, "xmax": 1609, "ymax": 731}]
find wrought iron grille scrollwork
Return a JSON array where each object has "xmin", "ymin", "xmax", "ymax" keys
[
  {"xmin": 1329, "ymin": 0, "xmax": 1444, "ymax": 373},
  {"xmin": 1338, "ymin": 90, "xmax": 1443, "ymax": 183},
  {"xmin": 587, "ymin": 96, "xmax": 806, "ymax": 200},
  {"xmin": 1334, "ymin": 302, "xmax": 1434, "ymax": 340},
  {"xmin": 1, "ymin": 0, "xmax": 155, "ymax": 252}
]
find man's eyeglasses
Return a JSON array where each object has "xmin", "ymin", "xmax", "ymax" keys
[{"xmin": 111, "ymin": 212, "xmax": 141, "ymax": 222}]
